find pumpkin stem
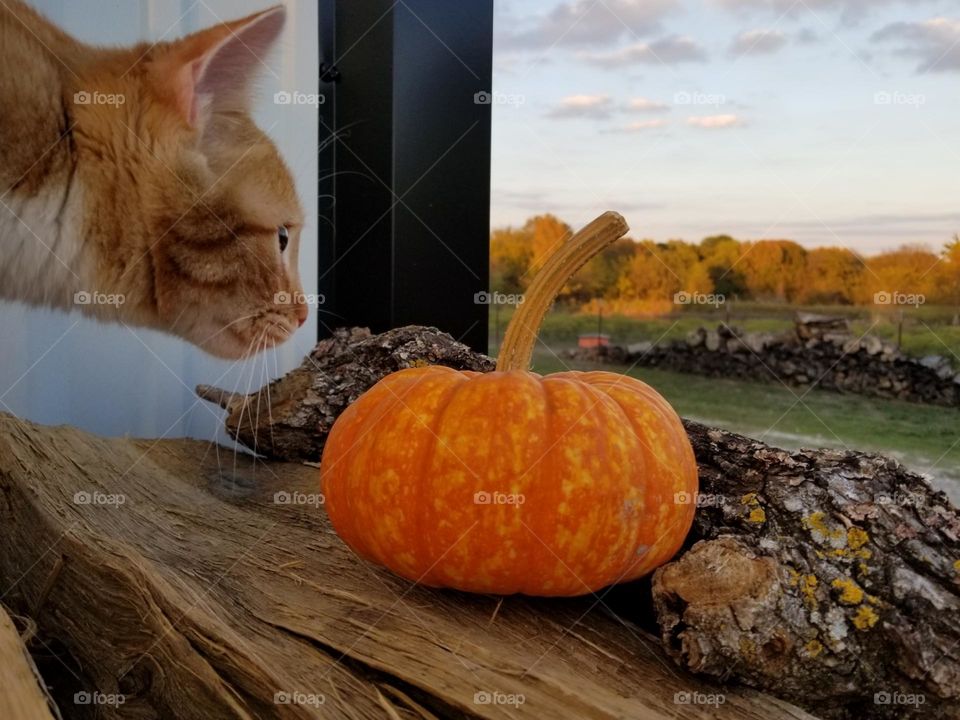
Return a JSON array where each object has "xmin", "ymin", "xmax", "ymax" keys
[{"xmin": 497, "ymin": 211, "xmax": 630, "ymax": 372}]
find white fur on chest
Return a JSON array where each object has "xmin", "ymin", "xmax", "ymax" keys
[{"xmin": 0, "ymin": 180, "xmax": 88, "ymax": 310}]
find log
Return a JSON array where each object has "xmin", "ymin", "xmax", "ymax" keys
[
  {"xmin": 0, "ymin": 604, "xmax": 56, "ymax": 720},
  {"xmin": 196, "ymin": 326, "xmax": 960, "ymax": 720},
  {"xmin": 654, "ymin": 422, "xmax": 959, "ymax": 720},
  {"xmin": 0, "ymin": 413, "xmax": 813, "ymax": 720},
  {"xmin": 196, "ymin": 326, "xmax": 495, "ymax": 462}
]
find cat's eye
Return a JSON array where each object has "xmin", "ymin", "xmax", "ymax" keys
[{"xmin": 278, "ymin": 226, "xmax": 289, "ymax": 253}]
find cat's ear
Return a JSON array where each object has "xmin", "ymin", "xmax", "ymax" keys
[{"xmin": 156, "ymin": 5, "xmax": 286, "ymax": 127}]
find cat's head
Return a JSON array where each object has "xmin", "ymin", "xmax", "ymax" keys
[{"xmin": 72, "ymin": 6, "xmax": 308, "ymax": 359}]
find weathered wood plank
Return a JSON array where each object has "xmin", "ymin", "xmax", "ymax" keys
[
  {"xmin": 0, "ymin": 604, "xmax": 56, "ymax": 720},
  {"xmin": 0, "ymin": 413, "xmax": 814, "ymax": 720}
]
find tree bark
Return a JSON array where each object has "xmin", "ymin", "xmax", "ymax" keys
[
  {"xmin": 654, "ymin": 421, "xmax": 959, "ymax": 720},
  {"xmin": 196, "ymin": 326, "xmax": 960, "ymax": 720},
  {"xmin": 0, "ymin": 413, "xmax": 813, "ymax": 720},
  {"xmin": 196, "ymin": 327, "xmax": 495, "ymax": 463}
]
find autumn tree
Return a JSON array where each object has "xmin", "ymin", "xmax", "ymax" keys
[
  {"xmin": 490, "ymin": 227, "xmax": 533, "ymax": 295},
  {"xmin": 564, "ymin": 238, "xmax": 637, "ymax": 304},
  {"xmin": 934, "ymin": 236, "xmax": 960, "ymax": 322},
  {"xmin": 525, "ymin": 215, "xmax": 572, "ymax": 271},
  {"xmin": 617, "ymin": 240, "xmax": 713, "ymax": 303},
  {"xmin": 739, "ymin": 240, "xmax": 807, "ymax": 302},
  {"xmin": 860, "ymin": 245, "xmax": 940, "ymax": 305},
  {"xmin": 796, "ymin": 247, "xmax": 865, "ymax": 305},
  {"xmin": 700, "ymin": 235, "xmax": 748, "ymax": 297}
]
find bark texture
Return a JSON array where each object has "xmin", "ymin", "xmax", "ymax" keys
[
  {"xmin": 197, "ymin": 326, "xmax": 495, "ymax": 462},
  {"xmin": 654, "ymin": 421, "xmax": 959, "ymax": 720}
]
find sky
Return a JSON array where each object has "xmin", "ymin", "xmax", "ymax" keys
[{"xmin": 490, "ymin": 0, "xmax": 960, "ymax": 255}]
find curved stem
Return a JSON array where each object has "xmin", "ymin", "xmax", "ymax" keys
[{"xmin": 497, "ymin": 211, "xmax": 630, "ymax": 372}]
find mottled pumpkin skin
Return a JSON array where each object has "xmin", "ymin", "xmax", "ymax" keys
[{"xmin": 321, "ymin": 366, "xmax": 698, "ymax": 596}]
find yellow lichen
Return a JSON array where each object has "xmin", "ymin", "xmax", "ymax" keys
[
  {"xmin": 803, "ymin": 512, "xmax": 845, "ymax": 543},
  {"xmin": 953, "ymin": 559, "xmax": 960, "ymax": 573},
  {"xmin": 831, "ymin": 578, "xmax": 864, "ymax": 605},
  {"xmin": 857, "ymin": 562, "xmax": 871, "ymax": 577},
  {"xmin": 804, "ymin": 639, "xmax": 823, "ymax": 658},
  {"xmin": 853, "ymin": 605, "xmax": 879, "ymax": 630},
  {"xmin": 741, "ymin": 494, "xmax": 765, "ymax": 523},
  {"xmin": 800, "ymin": 574, "xmax": 819, "ymax": 609},
  {"xmin": 847, "ymin": 527, "xmax": 869, "ymax": 550}
]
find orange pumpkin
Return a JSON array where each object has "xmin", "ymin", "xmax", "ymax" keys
[{"xmin": 321, "ymin": 212, "xmax": 698, "ymax": 596}]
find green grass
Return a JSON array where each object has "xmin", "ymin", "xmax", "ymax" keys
[{"xmin": 529, "ymin": 351, "xmax": 960, "ymax": 502}]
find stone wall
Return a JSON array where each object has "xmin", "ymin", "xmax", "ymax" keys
[{"xmin": 570, "ymin": 319, "xmax": 960, "ymax": 407}]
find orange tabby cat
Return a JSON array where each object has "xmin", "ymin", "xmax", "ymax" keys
[{"xmin": 0, "ymin": 1, "xmax": 308, "ymax": 359}]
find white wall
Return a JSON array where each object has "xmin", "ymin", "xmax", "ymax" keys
[{"xmin": 0, "ymin": 0, "xmax": 319, "ymax": 443}]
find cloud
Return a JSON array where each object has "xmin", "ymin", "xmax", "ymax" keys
[
  {"xmin": 499, "ymin": 0, "xmax": 678, "ymax": 50},
  {"xmin": 626, "ymin": 97, "xmax": 671, "ymax": 113},
  {"xmin": 872, "ymin": 18, "xmax": 960, "ymax": 73},
  {"xmin": 623, "ymin": 119, "xmax": 670, "ymax": 131},
  {"xmin": 687, "ymin": 114, "xmax": 743, "ymax": 128},
  {"xmin": 729, "ymin": 29, "xmax": 788, "ymax": 56},
  {"xmin": 712, "ymin": 0, "xmax": 938, "ymax": 25},
  {"xmin": 580, "ymin": 35, "xmax": 707, "ymax": 67},
  {"xmin": 547, "ymin": 94, "xmax": 615, "ymax": 119}
]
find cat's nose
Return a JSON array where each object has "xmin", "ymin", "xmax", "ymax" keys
[{"xmin": 296, "ymin": 303, "xmax": 308, "ymax": 327}]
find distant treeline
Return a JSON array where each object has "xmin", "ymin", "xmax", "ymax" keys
[{"xmin": 491, "ymin": 215, "xmax": 960, "ymax": 314}]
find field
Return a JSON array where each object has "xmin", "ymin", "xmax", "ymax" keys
[{"xmin": 488, "ymin": 305, "xmax": 960, "ymax": 503}]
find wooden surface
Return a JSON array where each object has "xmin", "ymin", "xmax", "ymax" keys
[
  {"xmin": 0, "ymin": 604, "xmax": 55, "ymax": 720},
  {"xmin": 0, "ymin": 413, "xmax": 817, "ymax": 720}
]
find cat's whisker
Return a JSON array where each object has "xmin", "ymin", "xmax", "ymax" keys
[
  {"xmin": 266, "ymin": 341, "xmax": 278, "ymax": 450},
  {"xmin": 231, "ymin": 329, "xmax": 267, "ymax": 482},
  {"xmin": 313, "ymin": 307, "xmax": 348, "ymax": 321},
  {"xmin": 253, "ymin": 330, "xmax": 272, "ymax": 454}
]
